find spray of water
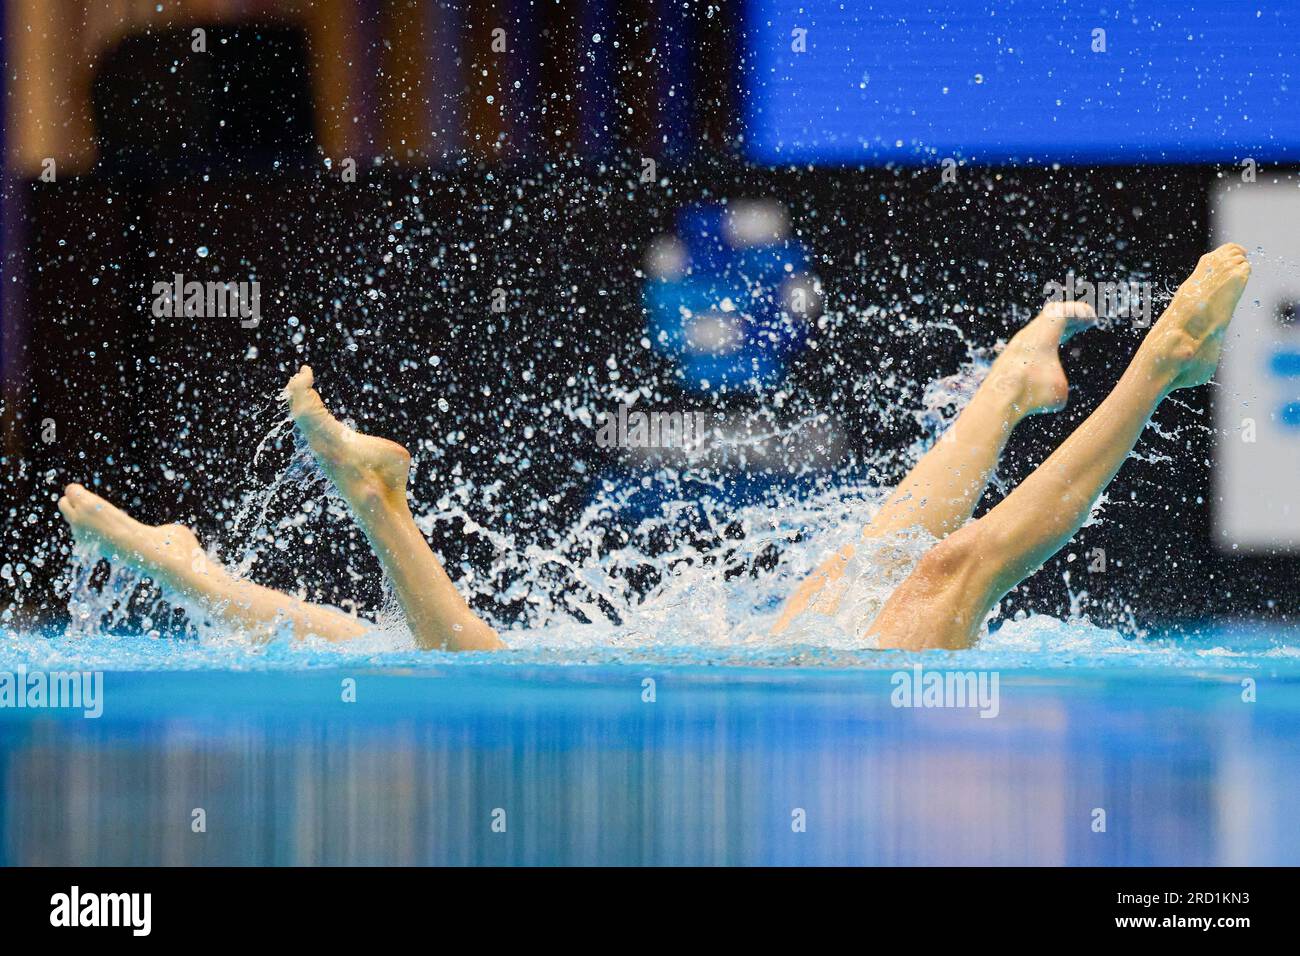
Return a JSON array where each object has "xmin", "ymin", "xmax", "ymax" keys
[{"xmin": 2, "ymin": 161, "xmax": 1273, "ymax": 667}]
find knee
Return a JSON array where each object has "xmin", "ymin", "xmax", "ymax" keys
[
  {"xmin": 914, "ymin": 522, "xmax": 992, "ymax": 586},
  {"xmin": 870, "ymin": 524, "xmax": 995, "ymax": 650}
]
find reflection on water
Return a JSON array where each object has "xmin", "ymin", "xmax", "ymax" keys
[{"xmin": 1, "ymin": 668, "xmax": 1296, "ymax": 865}]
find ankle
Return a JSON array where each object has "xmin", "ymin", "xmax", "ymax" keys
[
  {"xmin": 1126, "ymin": 343, "xmax": 1182, "ymax": 399},
  {"xmin": 348, "ymin": 474, "xmax": 408, "ymax": 516},
  {"xmin": 981, "ymin": 368, "xmax": 1031, "ymax": 420},
  {"xmin": 1135, "ymin": 320, "xmax": 1196, "ymax": 385},
  {"xmin": 170, "ymin": 558, "xmax": 232, "ymax": 598}
]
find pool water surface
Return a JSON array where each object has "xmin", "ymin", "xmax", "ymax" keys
[{"xmin": 1, "ymin": 621, "xmax": 1296, "ymax": 866}]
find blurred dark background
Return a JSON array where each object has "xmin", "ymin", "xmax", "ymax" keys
[{"xmin": 1, "ymin": 1, "xmax": 1295, "ymax": 634}]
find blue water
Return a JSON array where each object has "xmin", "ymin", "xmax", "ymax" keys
[{"xmin": 2, "ymin": 621, "xmax": 1297, "ymax": 865}]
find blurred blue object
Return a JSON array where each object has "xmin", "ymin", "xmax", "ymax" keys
[{"xmin": 643, "ymin": 201, "xmax": 818, "ymax": 392}]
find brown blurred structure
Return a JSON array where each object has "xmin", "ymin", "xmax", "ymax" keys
[
  {"xmin": 3, "ymin": 0, "xmax": 743, "ymax": 175},
  {"xmin": 0, "ymin": 0, "xmax": 743, "ymax": 462}
]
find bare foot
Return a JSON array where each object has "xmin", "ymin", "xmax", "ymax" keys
[
  {"xmin": 283, "ymin": 365, "xmax": 412, "ymax": 513},
  {"xmin": 1141, "ymin": 243, "xmax": 1251, "ymax": 391},
  {"xmin": 57, "ymin": 483, "xmax": 215, "ymax": 591},
  {"xmin": 988, "ymin": 300, "xmax": 1096, "ymax": 414}
]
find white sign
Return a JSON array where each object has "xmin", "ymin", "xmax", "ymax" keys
[{"xmin": 1212, "ymin": 180, "xmax": 1300, "ymax": 550}]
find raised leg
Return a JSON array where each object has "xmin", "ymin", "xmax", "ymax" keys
[
  {"xmin": 773, "ymin": 300, "xmax": 1093, "ymax": 632},
  {"xmin": 867, "ymin": 243, "xmax": 1251, "ymax": 650},
  {"xmin": 870, "ymin": 300, "xmax": 1096, "ymax": 538},
  {"xmin": 58, "ymin": 483, "xmax": 367, "ymax": 642},
  {"xmin": 284, "ymin": 366, "xmax": 503, "ymax": 651}
]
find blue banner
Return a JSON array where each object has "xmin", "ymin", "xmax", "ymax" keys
[{"xmin": 746, "ymin": 1, "xmax": 1300, "ymax": 165}]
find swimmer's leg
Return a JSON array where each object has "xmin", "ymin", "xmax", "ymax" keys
[
  {"xmin": 867, "ymin": 243, "xmax": 1250, "ymax": 650},
  {"xmin": 58, "ymin": 484, "xmax": 368, "ymax": 642},
  {"xmin": 284, "ymin": 366, "xmax": 503, "ymax": 651},
  {"xmin": 867, "ymin": 301, "xmax": 1096, "ymax": 539},
  {"xmin": 773, "ymin": 300, "xmax": 1093, "ymax": 632}
]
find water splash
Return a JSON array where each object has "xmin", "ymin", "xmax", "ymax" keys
[
  {"xmin": 0, "ymin": 159, "xmax": 1262, "ymax": 669},
  {"xmin": 17, "ymin": 337, "xmax": 1151, "ymax": 668}
]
